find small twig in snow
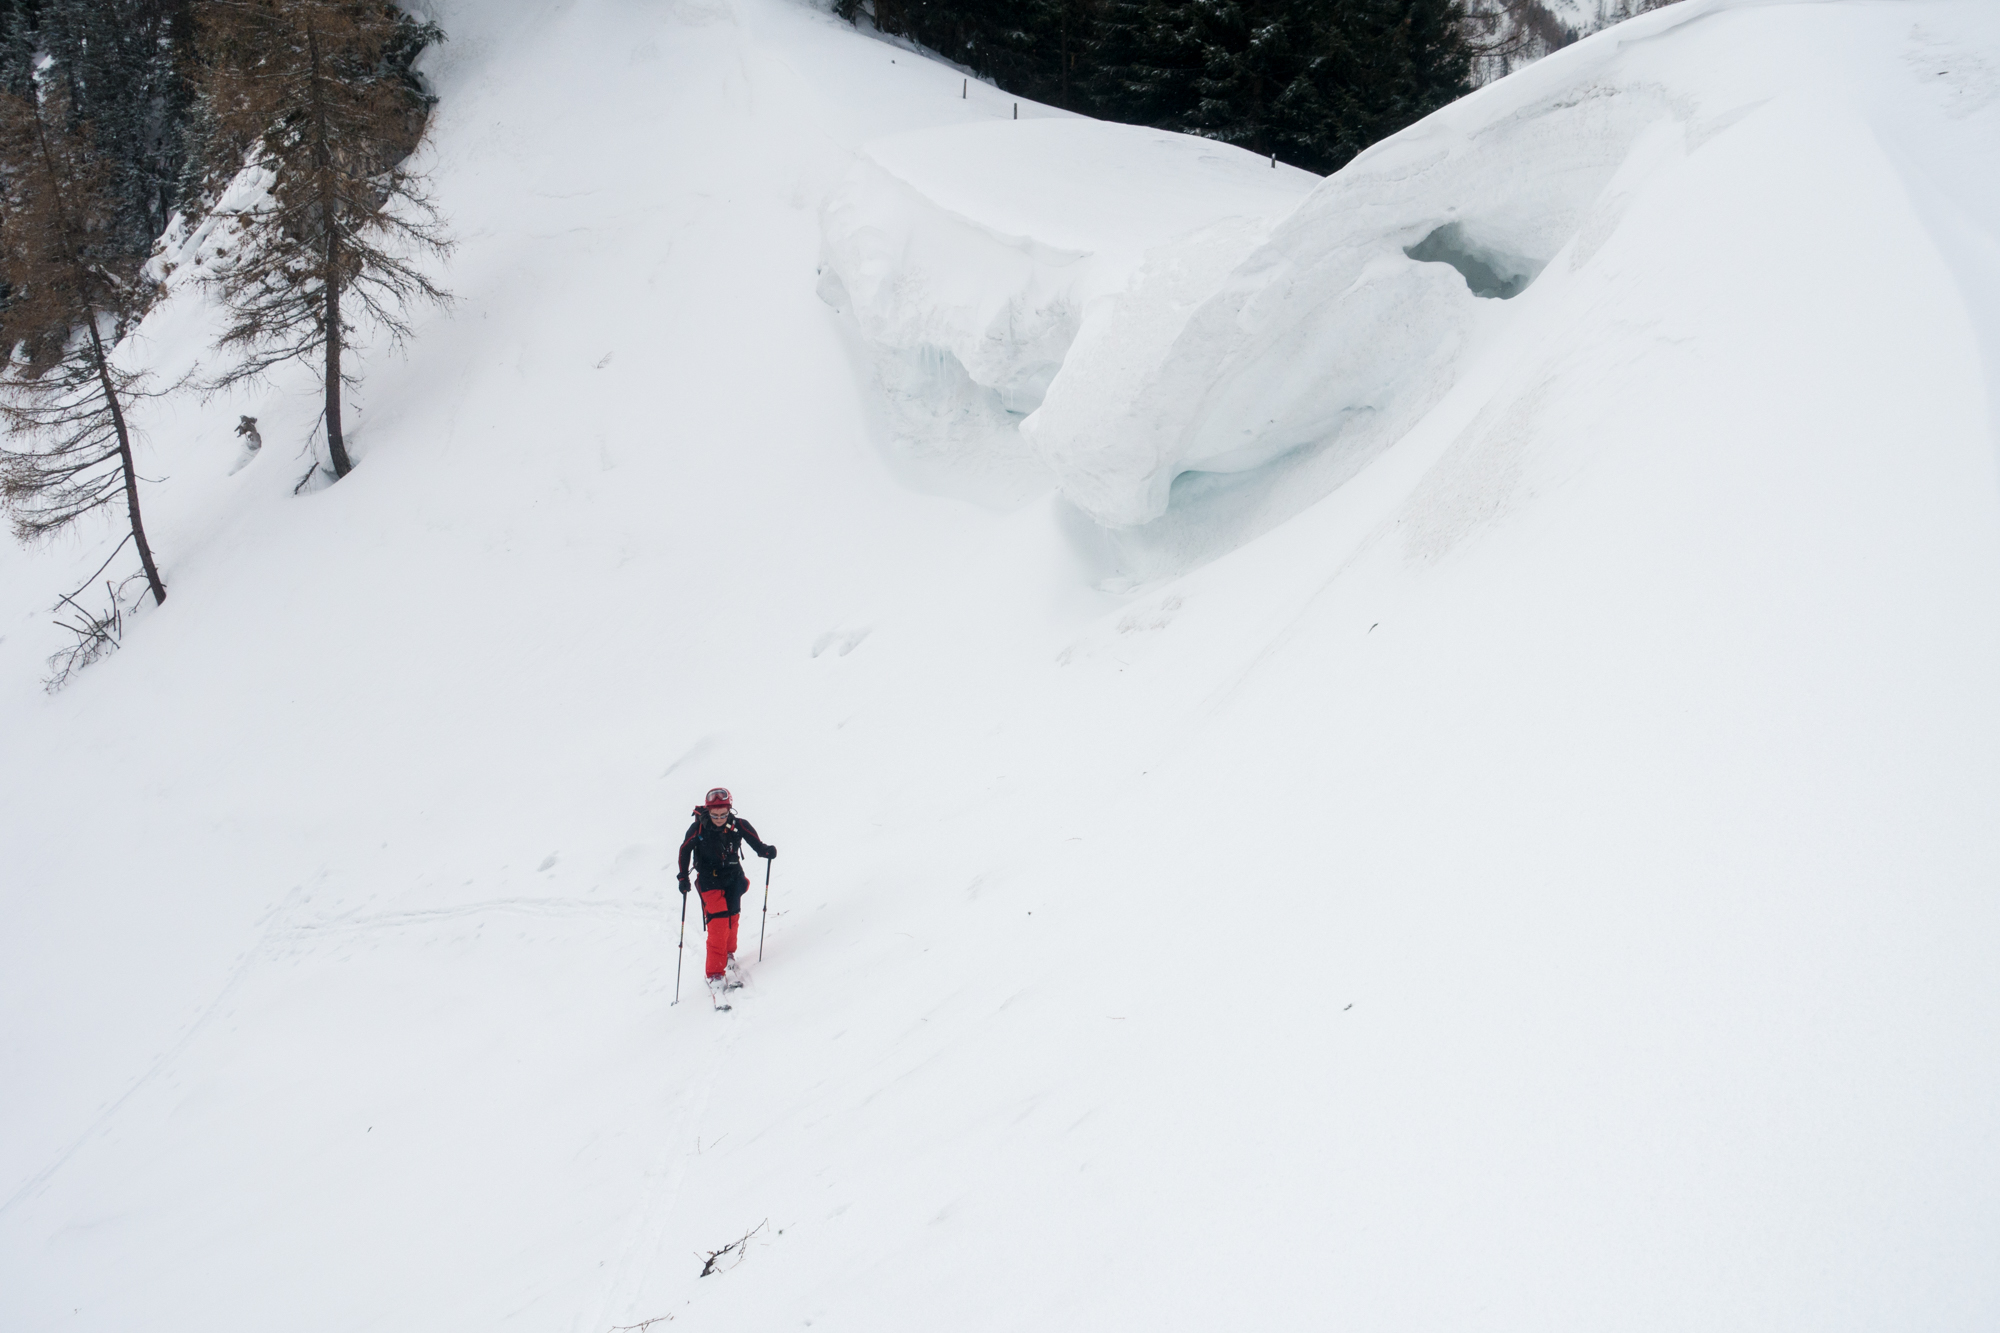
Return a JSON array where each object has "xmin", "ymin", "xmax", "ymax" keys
[{"xmin": 696, "ymin": 1220, "xmax": 768, "ymax": 1277}]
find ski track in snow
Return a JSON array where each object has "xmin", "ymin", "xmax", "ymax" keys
[
  {"xmin": 272, "ymin": 896, "xmax": 664, "ymax": 943},
  {"xmin": 0, "ymin": 881, "xmax": 313, "ymax": 1217},
  {"xmin": 584, "ymin": 1001, "xmax": 741, "ymax": 1333},
  {"xmin": 2, "ymin": 885, "xmax": 672, "ymax": 1219}
]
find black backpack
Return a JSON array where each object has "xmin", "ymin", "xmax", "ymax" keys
[{"xmin": 689, "ymin": 807, "xmax": 745, "ymax": 870}]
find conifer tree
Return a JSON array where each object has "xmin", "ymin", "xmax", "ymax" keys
[
  {"xmin": 899, "ymin": 0, "xmax": 1472, "ymax": 175},
  {"xmin": 965, "ymin": 0, "xmax": 1094, "ymax": 110},
  {"xmin": 32, "ymin": 0, "xmax": 196, "ymax": 253},
  {"xmin": 194, "ymin": 0, "xmax": 447, "ymax": 480},
  {"xmin": 0, "ymin": 81, "xmax": 168, "ymax": 606},
  {"xmin": 1085, "ymin": 0, "xmax": 1203, "ymax": 126},
  {"xmin": 1161, "ymin": 0, "xmax": 1471, "ymax": 172},
  {"xmin": 941, "ymin": 0, "xmax": 1040, "ymax": 102},
  {"xmin": 835, "ymin": 0, "xmax": 1091, "ymax": 111},
  {"xmin": 0, "ymin": 0, "xmax": 40, "ymax": 92},
  {"xmin": 1177, "ymin": 0, "xmax": 1321, "ymax": 160},
  {"xmin": 1317, "ymin": 0, "xmax": 1473, "ymax": 169},
  {"xmin": 1033, "ymin": 0, "xmax": 1095, "ymax": 109}
]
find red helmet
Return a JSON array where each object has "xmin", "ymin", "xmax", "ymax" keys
[{"xmin": 704, "ymin": 787, "xmax": 733, "ymax": 810}]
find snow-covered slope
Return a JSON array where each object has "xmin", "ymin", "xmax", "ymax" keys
[{"xmin": 4, "ymin": 1, "xmax": 1999, "ymax": 1330}]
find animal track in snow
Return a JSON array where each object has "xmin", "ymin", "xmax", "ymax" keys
[
  {"xmin": 1116, "ymin": 594, "xmax": 1183, "ymax": 634},
  {"xmin": 811, "ymin": 627, "xmax": 870, "ymax": 658}
]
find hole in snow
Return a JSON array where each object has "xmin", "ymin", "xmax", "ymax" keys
[{"xmin": 1404, "ymin": 223, "xmax": 1537, "ymax": 300}]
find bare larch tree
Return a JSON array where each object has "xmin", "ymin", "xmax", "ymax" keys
[
  {"xmin": 195, "ymin": 0, "xmax": 448, "ymax": 479},
  {"xmin": 0, "ymin": 82, "xmax": 169, "ymax": 606}
]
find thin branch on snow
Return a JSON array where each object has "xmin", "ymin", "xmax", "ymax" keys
[
  {"xmin": 44, "ymin": 579, "xmax": 125, "ymax": 690},
  {"xmin": 51, "ymin": 531, "xmax": 134, "ymax": 611},
  {"xmin": 696, "ymin": 1220, "xmax": 767, "ymax": 1277}
]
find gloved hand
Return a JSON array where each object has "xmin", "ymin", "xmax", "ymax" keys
[
  {"xmin": 677, "ymin": 875, "xmax": 690, "ymax": 894},
  {"xmin": 761, "ymin": 845, "xmax": 777, "ymax": 860}
]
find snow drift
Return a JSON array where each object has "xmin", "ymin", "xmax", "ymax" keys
[
  {"xmin": 816, "ymin": 118, "xmax": 1316, "ymax": 500},
  {"xmin": 831, "ymin": 0, "xmax": 2000, "ymax": 548},
  {"xmin": 1025, "ymin": 75, "xmax": 1685, "ymax": 526}
]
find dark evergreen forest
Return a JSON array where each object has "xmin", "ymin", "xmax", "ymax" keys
[
  {"xmin": 835, "ymin": 0, "xmax": 1475, "ymax": 175},
  {"xmin": 1, "ymin": 0, "xmax": 1470, "ymax": 258},
  {"xmin": 1, "ymin": 0, "xmax": 196, "ymax": 255},
  {"xmin": 0, "ymin": 0, "xmax": 437, "ymax": 258}
]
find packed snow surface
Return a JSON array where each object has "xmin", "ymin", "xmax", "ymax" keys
[{"xmin": 4, "ymin": 1, "xmax": 2000, "ymax": 1331}]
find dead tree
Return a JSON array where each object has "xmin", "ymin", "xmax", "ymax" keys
[
  {"xmin": 193, "ymin": 0, "xmax": 449, "ymax": 479},
  {"xmin": 0, "ymin": 83, "xmax": 169, "ymax": 607}
]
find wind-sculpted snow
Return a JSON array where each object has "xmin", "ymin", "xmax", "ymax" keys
[
  {"xmin": 1025, "ymin": 78, "xmax": 1685, "ymax": 526},
  {"xmin": 817, "ymin": 119, "xmax": 1316, "ymax": 500},
  {"xmin": 817, "ymin": 29, "xmax": 1697, "ymax": 529},
  {"xmin": 815, "ymin": 156, "xmax": 1089, "ymax": 465},
  {"xmin": 831, "ymin": 0, "xmax": 1935, "ymax": 535}
]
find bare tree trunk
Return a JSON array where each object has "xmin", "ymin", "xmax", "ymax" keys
[
  {"xmin": 21, "ymin": 90, "xmax": 167, "ymax": 606},
  {"xmin": 322, "ymin": 237, "xmax": 348, "ymax": 476},
  {"xmin": 82, "ymin": 316, "xmax": 167, "ymax": 606},
  {"xmin": 306, "ymin": 22, "xmax": 352, "ymax": 478}
]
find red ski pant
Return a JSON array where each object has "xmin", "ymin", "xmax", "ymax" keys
[{"xmin": 700, "ymin": 889, "xmax": 739, "ymax": 978}]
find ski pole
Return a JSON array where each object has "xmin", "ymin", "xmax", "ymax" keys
[
  {"xmin": 758, "ymin": 857, "xmax": 772, "ymax": 961},
  {"xmin": 672, "ymin": 886, "xmax": 688, "ymax": 1005}
]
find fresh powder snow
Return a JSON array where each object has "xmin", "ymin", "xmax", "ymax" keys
[{"xmin": 3, "ymin": 1, "xmax": 1999, "ymax": 1330}]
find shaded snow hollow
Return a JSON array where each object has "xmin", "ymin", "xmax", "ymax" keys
[{"xmin": 4, "ymin": 1, "xmax": 2000, "ymax": 1332}]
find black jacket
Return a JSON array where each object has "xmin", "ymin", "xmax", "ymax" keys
[{"xmin": 678, "ymin": 808, "xmax": 773, "ymax": 884}]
